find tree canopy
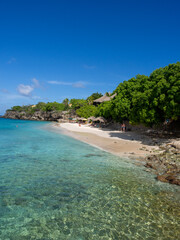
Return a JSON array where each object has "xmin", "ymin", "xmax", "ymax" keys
[
  {"xmin": 95, "ymin": 62, "xmax": 180, "ymax": 126},
  {"xmin": 76, "ymin": 105, "xmax": 97, "ymax": 118},
  {"xmin": 69, "ymin": 99, "xmax": 87, "ymax": 110}
]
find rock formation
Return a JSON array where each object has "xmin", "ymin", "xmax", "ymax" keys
[
  {"xmin": 145, "ymin": 142, "xmax": 180, "ymax": 185},
  {"xmin": 3, "ymin": 110, "xmax": 77, "ymax": 122}
]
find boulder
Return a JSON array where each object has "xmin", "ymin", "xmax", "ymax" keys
[
  {"xmin": 171, "ymin": 141, "xmax": 180, "ymax": 150},
  {"xmin": 157, "ymin": 175, "xmax": 169, "ymax": 183}
]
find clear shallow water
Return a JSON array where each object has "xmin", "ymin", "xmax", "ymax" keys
[{"xmin": 0, "ymin": 119, "xmax": 179, "ymax": 240}]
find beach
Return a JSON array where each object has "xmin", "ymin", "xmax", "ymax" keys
[
  {"xmin": 52, "ymin": 123, "xmax": 158, "ymax": 159},
  {"xmin": 51, "ymin": 122, "xmax": 180, "ymax": 185}
]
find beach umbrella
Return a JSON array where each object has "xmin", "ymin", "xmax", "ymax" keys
[{"xmin": 77, "ymin": 117, "xmax": 86, "ymax": 121}]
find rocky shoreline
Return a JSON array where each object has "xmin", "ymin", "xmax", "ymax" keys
[
  {"xmin": 3, "ymin": 110, "xmax": 76, "ymax": 122},
  {"xmin": 144, "ymin": 141, "xmax": 180, "ymax": 186}
]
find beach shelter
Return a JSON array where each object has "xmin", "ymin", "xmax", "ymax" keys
[
  {"xmin": 87, "ymin": 116, "xmax": 97, "ymax": 123},
  {"xmin": 93, "ymin": 93, "xmax": 117, "ymax": 106},
  {"xmin": 88, "ymin": 116, "xmax": 96, "ymax": 121},
  {"xmin": 95, "ymin": 117, "xmax": 107, "ymax": 123}
]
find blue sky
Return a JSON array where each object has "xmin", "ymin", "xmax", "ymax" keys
[{"xmin": 0, "ymin": 0, "xmax": 180, "ymax": 114}]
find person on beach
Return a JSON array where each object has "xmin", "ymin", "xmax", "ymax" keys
[{"xmin": 121, "ymin": 123, "xmax": 126, "ymax": 132}]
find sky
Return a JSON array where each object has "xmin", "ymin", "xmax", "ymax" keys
[{"xmin": 0, "ymin": 0, "xmax": 180, "ymax": 114}]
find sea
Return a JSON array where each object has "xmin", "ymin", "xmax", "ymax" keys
[{"xmin": 0, "ymin": 118, "xmax": 179, "ymax": 239}]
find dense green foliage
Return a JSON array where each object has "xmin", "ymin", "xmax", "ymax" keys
[
  {"xmin": 10, "ymin": 102, "xmax": 66, "ymax": 113},
  {"xmin": 76, "ymin": 105, "xmax": 97, "ymax": 118},
  {"xmin": 96, "ymin": 62, "xmax": 180, "ymax": 126},
  {"xmin": 62, "ymin": 98, "xmax": 69, "ymax": 110},
  {"xmin": 73, "ymin": 92, "xmax": 103, "ymax": 116},
  {"xmin": 9, "ymin": 63, "xmax": 180, "ymax": 126},
  {"xmin": 11, "ymin": 105, "xmax": 34, "ymax": 113},
  {"xmin": 70, "ymin": 92, "xmax": 102, "ymax": 117},
  {"xmin": 35, "ymin": 102, "xmax": 47, "ymax": 111},
  {"xmin": 69, "ymin": 99, "xmax": 87, "ymax": 110},
  {"xmin": 41, "ymin": 102, "xmax": 65, "ymax": 112},
  {"xmin": 11, "ymin": 105, "xmax": 24, "ymax": 111},
  {"xmin": 9, "ymin": 92, "xmax": 102, "ymax": 116}
]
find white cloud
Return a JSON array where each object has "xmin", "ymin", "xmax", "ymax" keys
[
  {"xmin": 17, "ymin": 78, "xmax": 41, "ymax": 97},
  {"xmin": 48, "ymin": 81, "xmax": 87, "ymax": 88},
  {"xmin": 17, "ymin": 84, "xmax": 34, "ymax": 96}
]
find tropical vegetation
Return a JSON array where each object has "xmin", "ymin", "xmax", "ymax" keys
[{"xmin": 8, "ymin": 62, "xmax": 180, "ymax": 126}]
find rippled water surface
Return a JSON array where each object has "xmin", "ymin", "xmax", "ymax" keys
[{"xmin": 0, "ymin": 118, "xmax": 179, "ymax": 239}]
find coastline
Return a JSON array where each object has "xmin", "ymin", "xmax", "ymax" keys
[
  {"xmin": 49, "ymin": 122, "xmax": 180, "ymax": 185},
  {"xmin": 50, "ymin": 122, "xmax": 158, "ymax": 159}
]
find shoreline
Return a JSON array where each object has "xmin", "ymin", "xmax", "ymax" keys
[
  {"xmin": 50, "ymin": 122, "xmax": 158, "ymax": 159},
  {"xmin": 49, "ymin": 122, "xmax": 180, "ymax": 186}
]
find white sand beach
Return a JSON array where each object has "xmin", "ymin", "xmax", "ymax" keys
[{"xmin": 52, "ymin": 123, "xmax": 158, "ymax": 158}]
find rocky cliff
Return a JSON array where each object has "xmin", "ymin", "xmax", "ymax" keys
[{"xmin": 3, "ymin": 110, "xmax": 77, "ymax": 121}]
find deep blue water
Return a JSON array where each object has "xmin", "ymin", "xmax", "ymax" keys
[{"xmin": 0, "ymin": 118, "xmax": 179, "ymax": 239}]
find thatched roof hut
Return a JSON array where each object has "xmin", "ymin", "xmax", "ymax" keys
[
  {"xmin": 88, "ymin": 116, "xmax": 96, "ymax": 121},
  {"xmin": 95, "ymin": 117, "xmax": 107, "ymax": 123},
  {"xmin": 88, "ymin": 116, "xmax": 107, "ymax": 123},
  {"xmin": 93, "ymin": 93, "xmax": 117, "ymax": 105}
]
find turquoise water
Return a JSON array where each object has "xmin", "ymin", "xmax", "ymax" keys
[{"xmin": 0, "ymin": 119, "xmax": 179, "ymax": 240}]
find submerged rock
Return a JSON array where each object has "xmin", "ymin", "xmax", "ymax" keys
[{"xmin": 157, "ymin": 174, "xmax": 180, "ymax": 185}]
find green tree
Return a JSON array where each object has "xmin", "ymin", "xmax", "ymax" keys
[
  {"xmin": 35, "ymin": 102, "xmax": 47, "ymax": 111},
  {"xmin": 96, "ymin": 62, "xmax": 180, "ymax": 126},
  {"xmin": 76, "ymin": 105, "xmax": 97, "ymax": 118},
  {"xmin": 96, "ymin": 101, "xmax": 113, "ymax": 119},
  {"xmin": 62, "ymin": 98, "xmax": 69, "ymax": 110},
  {"xmin": 70, "ymin": 99, "xmax": 87, "ymax": 110},
  {"xmin": 86, "ymin": 92, "xmax": 103, "ymax": 104},
  {"xmin": 11, "ymin": 106, "xmax": 23, "ymax": 111},
  {"xmin": 43, "ymin": 102, "xmax": 65, "ymax": 112}
]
